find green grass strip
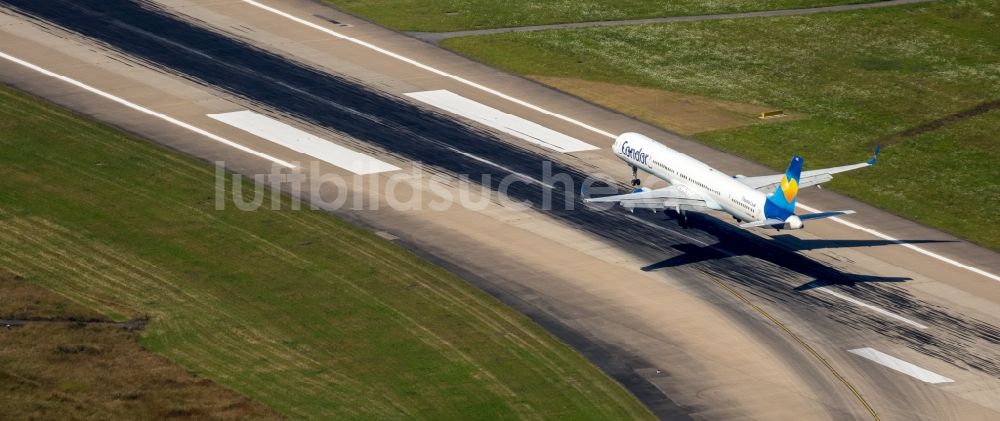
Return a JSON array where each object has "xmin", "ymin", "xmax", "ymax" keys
[
  {"xmin": 0, "ymin": 84, "xmax": 653, "ymax": 420},
  {"xmin": 326, "ymin": 0, "xmax": 870, "ymax": 32}
]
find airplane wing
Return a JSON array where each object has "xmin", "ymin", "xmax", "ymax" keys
[
  {"xmin": 736, "ymin": 145, "xmax": 879, "ymax": 192},
  {"xmin": 584, "ymin": 185, "xmax": 707, "ymax": 212}
]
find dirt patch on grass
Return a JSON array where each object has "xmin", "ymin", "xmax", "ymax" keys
[
  {"xmin": 0, "ymin": 270, "xmax": 283, "ymax": 420},
  {"xmin": 0, "ymin": 271, "xmax": 105, "ymax": 321},
  {"xmin": 531, "ymin": 76, "xmax": 796, "ymax": 135},
  {"xmin": 881, "ymin": 98, "xmax": 1000, "ymax": 145}
]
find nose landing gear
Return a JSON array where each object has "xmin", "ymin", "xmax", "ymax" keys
[{"xmin": 630, "ymin": 165, "xmax": 641, "ymax": 187}]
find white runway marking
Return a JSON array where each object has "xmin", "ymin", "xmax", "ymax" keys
[
  {"xmin": 446, "ymin": 147, "xmax": 556, "ymax": 189},
  {"xmin": 0, "ymin": 51, "xmax": 296, "ymax": 168},
  {"xmin": 849, "ymin": 347, "xmax": 953, "ymax": 384},
  {"xmin": 405, "ymin": 90, "xmax": 598, "ymax": 153},
  {"xmin": 817, "ymin": 288, "xmax": 928, "ymax": 329},
  {"xmin": 208, "ymin": 110, "xmax": 399, "ymax": 175}
]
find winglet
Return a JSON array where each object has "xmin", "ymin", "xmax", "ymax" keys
[{"xmin": 867, "ymin": 144, "xmax": 880, "ymax": 165}]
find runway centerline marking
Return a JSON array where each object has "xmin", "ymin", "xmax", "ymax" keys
[
  {"xmin": 241, "ymin": 0, "xmax": 1000, "ymax": 284},
  {"xmin": 405, "ymin": 90, "xmax": 598, "ymax": 153},
  {"xmin": 849, "ymin": 347, "xmax": 954, "ymax": 384},
  {"xmin": 446, "ymin": 147, "xmax": 556, "ymax": 190},
  {"xmin": 816, "ymin": 288, "xmax": 927, "ymax": 329},
  {"xmin": 0, "ymin": 51, "xmax": 295, "ymax": 169},
  {"xmin": 208, "ymin": 110, "xmax": 399, "ymax": 175}
]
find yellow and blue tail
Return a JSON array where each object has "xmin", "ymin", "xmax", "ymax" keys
[{"xmin": 764, "ymin": 155, "xmax": 803, "ymax": 220}]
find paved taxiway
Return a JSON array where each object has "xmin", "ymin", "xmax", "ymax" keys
[{"xmin": 0, "ymin": 1, "xmax": 997, "ymax": 419}]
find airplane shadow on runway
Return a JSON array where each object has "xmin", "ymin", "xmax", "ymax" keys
[{"xmin": 640, "ymin": 214, "xmax": 954, "ymax": 291}]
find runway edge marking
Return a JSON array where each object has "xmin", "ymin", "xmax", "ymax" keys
[
  {"xmin": 798, "ymin": 203, "xmax": 1000, "ymax": 283},
  {"xmin": 848, "ymin": 348, "xmax": 954, "ymax": 384},
  {"xmin": 241, "ymin": 0, "xmax": 1000, "ymax": 284},
  {"xmin": 0, "ymin": 51, "xmax": 296, "ymax": 169}
]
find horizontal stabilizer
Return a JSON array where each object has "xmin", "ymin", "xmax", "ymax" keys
[
  {"xmin": 739, "ymin": 210, "xmax": 854, "ymax": 229},
  {"xmin": 799, "ymin": 210, "xmax": 855, "ymax": 220},
  {"xmin": 739, "ymin": 218, "xmax": 785, "ymax": 228}
]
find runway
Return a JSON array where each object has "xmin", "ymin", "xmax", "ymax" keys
[{"xmin": 1, "ymin": 0, "xmax": 997, "ymax": 419}]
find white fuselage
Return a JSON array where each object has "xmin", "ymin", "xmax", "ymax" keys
[{"xmin": 614, "ymin": 132, "xmax": 768, "ymax": 222}]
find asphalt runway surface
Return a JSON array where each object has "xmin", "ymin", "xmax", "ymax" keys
[{"xmin": 1, "ymin": 1, "xmax": 997, "ymax": 419}]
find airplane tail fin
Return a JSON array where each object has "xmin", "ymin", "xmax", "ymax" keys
[{"xmin": 765, "ymin": 155, "xmax": 803, "ymax": 218}]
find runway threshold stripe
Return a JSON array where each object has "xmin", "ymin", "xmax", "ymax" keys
[
  {"xmin": 208, "ymin": 110, "xmax": 399, "ymax": 175},
  {"xmin": 405, "ymin": 90, "xmax": 598, "ymax": 153},
  {"xmin": 849, "ymin": 347, "xmax": 953, "ymax": 384},
  {"xmin": 0, "ymin": 51, "xmax": 296, "ymax": 169},
  {"xmin": 817, "ymin": 288, "xmax": 927, "ymax": 329},
  {"xmin": 242, "ymin": 1, "xmax": 1000, "ymax": 284}
]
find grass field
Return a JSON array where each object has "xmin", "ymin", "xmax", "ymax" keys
[
  {"xmin": 325, "ymin": 0, "xmax": 868, "ymax": 32},
  {"xmin": 441, "ymin": 0, "xmax": 1000, "ymax": 250},
  {"xmin": 0, "ymin": 271, "xmax": 283, "ymax": 420},
  {"xmin": 0, "ymin": 84, "xmax": 653, "ymax": 419},
  {"xmin": 532, "ymin": 75, "xmax": 787, "ymax": 135}
]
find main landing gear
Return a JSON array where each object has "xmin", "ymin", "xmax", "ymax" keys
[
  {"xmin": 630, "ymin": 165, "xmax": 641, "ymax": 187},
  {"xmin": 676, "ymin": 206, "xmax": 690, "ymax": 229}
]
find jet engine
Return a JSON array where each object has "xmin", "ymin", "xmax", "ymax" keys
[{"xmin": 784, "ymin": 215, "xmax": 803, "ymax": 230}]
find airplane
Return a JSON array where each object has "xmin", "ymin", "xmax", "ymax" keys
[{"xmin": 583, "ymin": 132, "xmax": 879, "ymax": 230}]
